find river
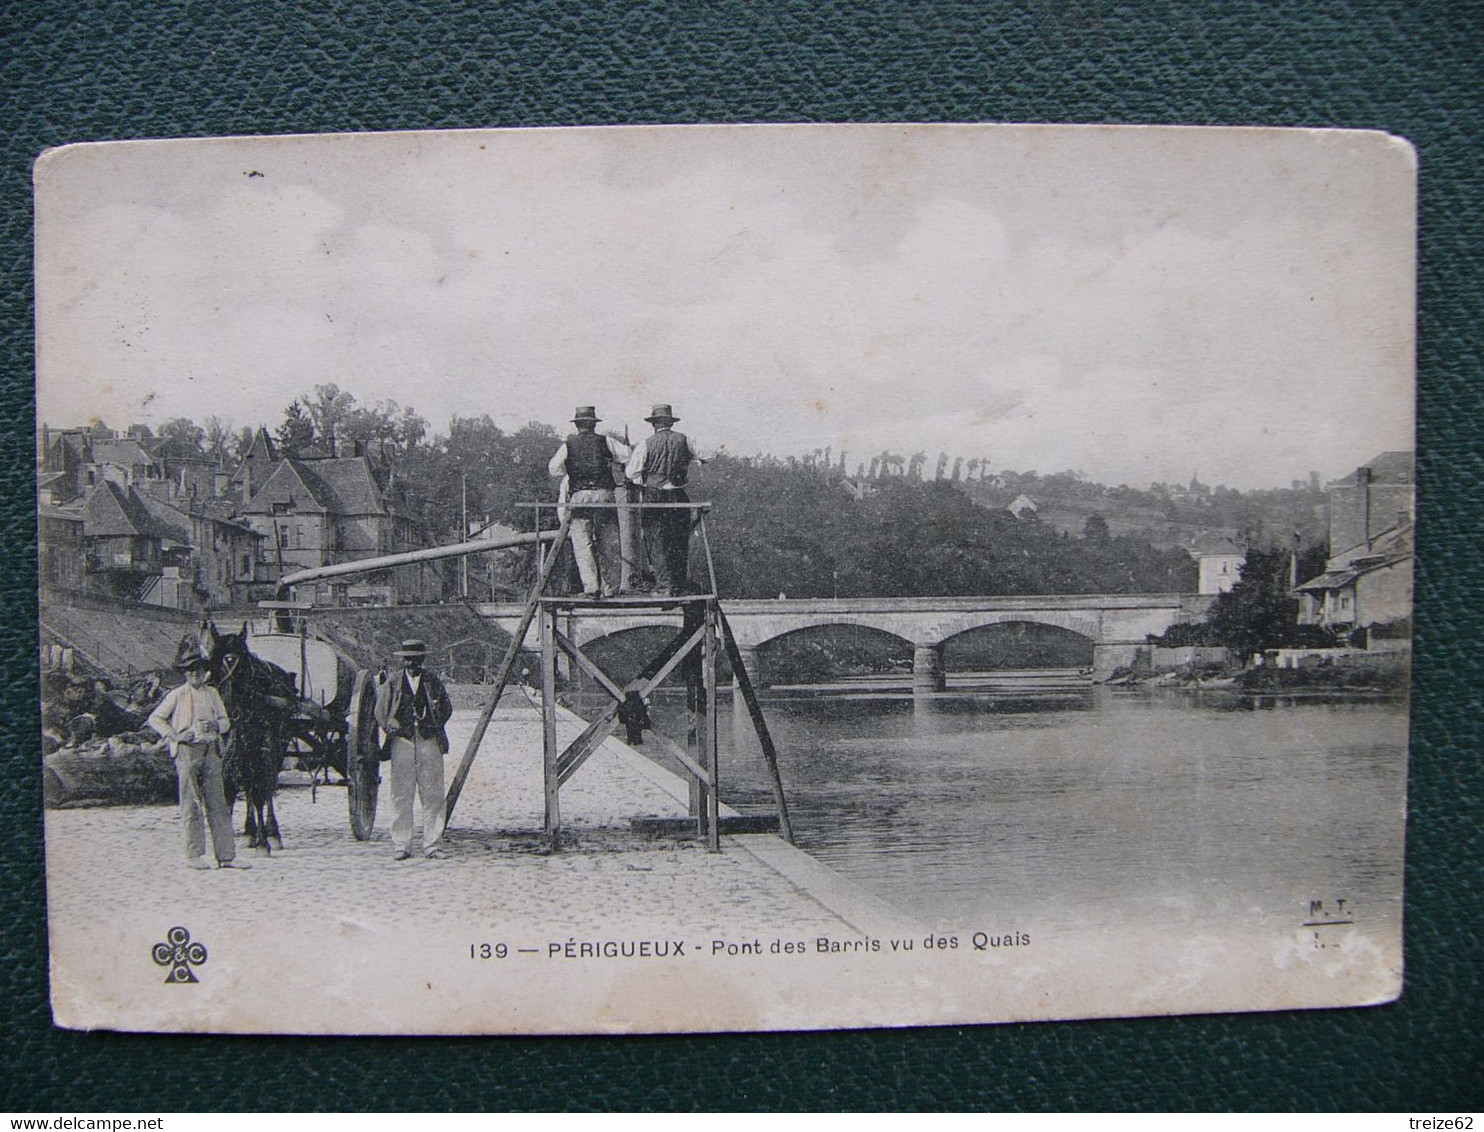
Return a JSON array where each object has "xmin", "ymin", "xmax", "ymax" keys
[{"xmin": 628, "ymin": 680, "xmax": 1409, "ymax": 939}]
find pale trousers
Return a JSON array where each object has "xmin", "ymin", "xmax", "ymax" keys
[
  {"xmin": 174, "ymin": 744, "xmax": 236, "ymax": 863},
  {"xmin": 389, "ymin": 734, "xmax": 447, "ymax": 853},
  {"xmin": 568, "ymin": 487, "xmax": 617, "ymax": 595}
]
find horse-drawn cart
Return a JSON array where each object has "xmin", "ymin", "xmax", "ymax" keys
[
  {"xmin": 240, "ymin": 605, "xmax": 383, "ymax": 840},
  {"xmin": 215, "ymin": 529, "xmax": 556, "ymax": 848}
]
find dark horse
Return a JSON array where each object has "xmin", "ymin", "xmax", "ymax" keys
[{"xmin": 195, "ymin": 619, "xmax": 297, "ymax": 855}]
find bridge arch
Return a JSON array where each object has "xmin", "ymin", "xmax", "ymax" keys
[
  {"xmin": 939, "ymin": 619, "xmax": 1095, "ymax": 672},
  {"xmin": 575, "ymin": 623, "xmax": 693, "ymax": 687},
  {"xmin": 749, "ymin": 622, "xmax": 914, "ymax": 688},
  {"xmin": 478, "ymin": 592, "xmax": 1195, "ymax": 684}
]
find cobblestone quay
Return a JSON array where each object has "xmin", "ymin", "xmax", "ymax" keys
[{"xmin": 45, "ymin": 701, "xmax": 919, "ymax": 1034}]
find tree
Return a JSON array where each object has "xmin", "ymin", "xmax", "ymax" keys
[
  {"xmin": 1082, "ymin": 512, "xmax": 1111, "ymax": 545},
  {"xmin": 304, "ymin": 383, "xmax": 356, "ymax": 443},
  {"xmin": 395, "ymin": 404, "xmax": 429, "ymax": 453},
  {"xmin": 202, "ymin": 415, "xmax": 233, "ymax": 465},
  {"xmin": 233, "ymin": 425, "xmax": 256, "ymax": 461},
  {"xmin": 1203, "ymin": 547, "xmax": 1327, "ymax": 655},
  {"xmin": 158, "ymin": 417, "xmax": 205, "ymax": 454},
  {"xmin": 276, "ymin": 401, "xmax": 316, "ymax": 453}
]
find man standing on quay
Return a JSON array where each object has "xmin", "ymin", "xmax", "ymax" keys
[
  {"xmin": 625, "ymin": 404, "xmax": 707, "ymax": 597},
  {"xmin": 375, "ymin": 639, "xmax": 453, "ymax": 860},
  {"xmin": 148, "ymin": 642, "xmax": 250, "ymax": 871},
  {"xmin": 548, "ymin": 406, "xmax": 631, "ymax": 598}
]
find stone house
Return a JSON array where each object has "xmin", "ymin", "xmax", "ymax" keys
[
  {"xmin": 238, "ymin": 452, "xmax": 437, "ymax": 606},
  {"xmin": 1186, "ymin": 531, "xmax": 1246, "ymax": 595},
  {"xmin": 1296, "ymin": 452, "xmax": 1413, "ymax": 635}
]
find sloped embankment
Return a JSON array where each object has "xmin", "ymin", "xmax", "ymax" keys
[
  {"xmin": 307, "ymin": 603, "xmax": 519, "ymax": 682},
  {"xmin": 41, "ymin": 596, "xmax": 199, "ymax": 676}
]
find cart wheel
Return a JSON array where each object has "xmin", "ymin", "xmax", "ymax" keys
[{"xmin": 345, "ymin": 669, "xmax": 381, "ymax": 840}]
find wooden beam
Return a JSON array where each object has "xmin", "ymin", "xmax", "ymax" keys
[
  {"xmin": 716, "ymin": 607, "xmax": 796, "ymax": 845},
  {"xmin": 540, "ymin": 604, "xmax": 560, "ymax": 840},
  {"xmin": 555, "ymin": 621, "xmax": 709, "ymax": 786},
  {"xmin": 553, "ymin": 629, "xmax": 625, "ymax": 701},
  {"xmin": 702, "ymin": 601, "xmax": 720, "ymax": 851},
  {"xmin": 642, "ymin": 726, "xmax": 714, "ymax": 788},
  {"xmin": 555, "ymin": 701, "xmax": 623, "ymax": 785},
  {"xmin": 443, "ymin": 513, "xmax": 571, "ymax": 826}
]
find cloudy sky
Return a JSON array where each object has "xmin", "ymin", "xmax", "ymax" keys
[{"xmin": 35, "ymin": 124, "xmax": 1415, "ymax": 489}]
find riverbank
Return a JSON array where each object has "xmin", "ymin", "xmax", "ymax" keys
[{"xmin": 1101, "ymin": 654, "xmax": 1410, "ymax": 694}]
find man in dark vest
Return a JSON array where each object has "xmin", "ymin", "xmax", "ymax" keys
[
  {"xmin": 374, "ymin": 639, "xmax": 453, "ymax": 860},
  {"xmin": 548, "ymin": 406, "xmax": 632, "ymax": 598},
  {"xmin": 624, "ymin": 403, "xmax": 708, "ymax": 596}
]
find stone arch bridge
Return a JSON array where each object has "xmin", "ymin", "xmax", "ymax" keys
[{"xmin": 477, "ymin": 593, "xmax": 1214, "ymax": 689}]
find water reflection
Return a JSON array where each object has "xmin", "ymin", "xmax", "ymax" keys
[{"xmin": 592, "ymin": 685, "xmax": 1408, "ymax": 933}]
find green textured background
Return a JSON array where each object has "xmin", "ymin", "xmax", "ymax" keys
[{"xmin": 4, "ymin": 1, "xmax": 1479, "ymax": 1112}]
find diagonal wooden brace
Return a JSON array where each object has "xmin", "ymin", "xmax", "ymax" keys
[
  {"xmin": 555, "ymin": 620, "xmax": 708, "ymax": 786},
  {"xmin": 553, "ymin": 630, "xmax": 625, "ymax": 702},
  {"xmin": 444, "ymin": 513, "xmax": 572, "ymax": 826},
  {"xmin": 716, "ymin": 607, "xmax": 795, "ymax": 845},
  {"xmin": 640, "ymin": 727, "xmax": 714, "ymax": 789}
]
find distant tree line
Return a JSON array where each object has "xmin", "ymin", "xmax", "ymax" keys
[
  {"xmin": 138, "ymin": 383, "xmax": 1377, "ymax": 600},
  {"xmin": 696, "ymin": 456, "xmax": 1196, "ymax": 599}
]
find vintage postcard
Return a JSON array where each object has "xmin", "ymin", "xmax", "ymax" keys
[{"xmin": 35, "ymin": 124, "xmax": 1414, "ymax": 1034}]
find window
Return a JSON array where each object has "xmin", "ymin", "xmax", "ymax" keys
[{"xmin": 278, "ymin": 527, "xmax": 289, "ymax": 548}]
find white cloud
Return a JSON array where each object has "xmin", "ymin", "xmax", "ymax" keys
[{"xmin": 35, "ymin": 125, "xmax": 1414, "ymax": 488}]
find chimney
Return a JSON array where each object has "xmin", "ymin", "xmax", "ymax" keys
[{"xmin": 1356, "ymin": 464, "xmax": 1372, "ymax": 545}]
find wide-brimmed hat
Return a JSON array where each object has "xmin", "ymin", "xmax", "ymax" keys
[
  {"xmin": 174, "ymin": 640, "xmax": 209, "ymax": 671},
  {"xmin": 393, "ymin": 639, "xmax": 428, "ymax": 659},
  {"xmin": 645, "ymin": 403, "xmax": 679, "ymax": 424},
  {"xmin": 571, "ymin": 406, "xmax": 600, "ymax": 424}
]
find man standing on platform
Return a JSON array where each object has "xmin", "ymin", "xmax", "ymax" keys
[
  {"xmin": 548, "ymin": 406, "xmax": 631, "ymax": 598},
  {"xmin": 374, "ymin": 639, "xmax": 453, "ymax": 860},
  {"xmin": 625, "ymin": 403, "xmax": 707, "ymax": 597}
]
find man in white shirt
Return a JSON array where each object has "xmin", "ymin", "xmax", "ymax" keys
[
  {"xmin": 547, "ymin": 406, "xmax": 633, "ymax": 598},
  {"xmin": 374, "ymin": 639, "xmax": 454, "ymax": 860},
  {"xmin": 148, "ymin": 647, "xmax": 249, "ymax": 870}
]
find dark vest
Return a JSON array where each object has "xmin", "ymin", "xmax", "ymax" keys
[
  {"xmin": 565, "ymin": 431, "xmax": 615, "ymax": 490},
  {"xmin": 642, "ymin": 430, "xmax": 692, "ymax": 487},
  {"xmin": 393, "ymin": 674, "xmax": 436, "ymax": 737}
]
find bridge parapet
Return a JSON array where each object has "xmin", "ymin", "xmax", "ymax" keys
[{"xmin": 476, "ymin": 593, "xmax": 1200, "ymax": 677}]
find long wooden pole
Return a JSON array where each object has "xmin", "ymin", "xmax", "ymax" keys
[
  {"xmin": 442, "ymin": 514, "xmax": 571, "ymax": 825},
  {"xmin": 540, "ymin": 603, "xmax": 560, "ymax": 843},
  {"xmin": 277, "ymin": 529, "xmax": 556, "ymax": 589},
  {"xmin": 716, "ymin": 607, "xmax": 795, "ymax": 845},
  {"xmin": 702, "ymin": 600, "xmax": 720, "ymax": 851}
]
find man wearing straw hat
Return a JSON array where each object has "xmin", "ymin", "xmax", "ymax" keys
[
  {"xmin": 548, "ymin": 405, "xmax": 632, "ymax": 598},
  {"xmin": 147, "ymin": 640, "xmax": 249, "ymax": 870},
  {"xmin": 374, "ymin": 638, "xmax": 454, "ymax": 860},
  {"xmin": 625, "ymin": 403, "xmax": 708, "ymax": 597}
]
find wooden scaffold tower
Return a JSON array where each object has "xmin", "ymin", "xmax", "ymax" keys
[{"xmin": 443, "ymin": 500, "xmax": 794, "ymax": 851}]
